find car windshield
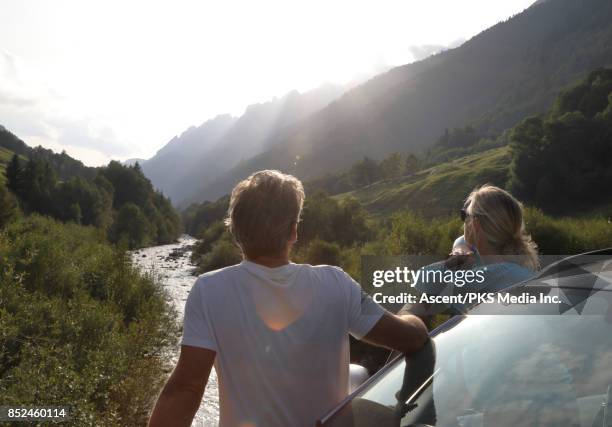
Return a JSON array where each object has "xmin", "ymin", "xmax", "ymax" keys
[{"xmin": 321, "ymin": 286, "xmax": 612, "ymax": 427}]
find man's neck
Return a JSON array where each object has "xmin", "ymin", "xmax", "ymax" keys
[{"xmin": 245, "ymin": 254, "xmax": 290, "ymax": 268}]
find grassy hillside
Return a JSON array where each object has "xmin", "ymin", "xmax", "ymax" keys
[
  {"xmin": 0, "ymin": 125, "xmax": 96, "ymax": 182},
  {"xmin": 0, "ymin": 146, "xmax": 30, "ymax": 185},
  {"xmin": 0, "ymin": 146, "xmax": 13, "ymax": 184},
  {"xmin": 335, "ymin": 146, "xmax": 510, "ymax": 218}
]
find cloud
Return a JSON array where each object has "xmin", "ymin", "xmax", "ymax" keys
[
  {"xmin": 0, "ymin": 49, "xmax": 46, "ymax": 108},
  {"xmin": 0, "ymin": 49, "xmax": 129, "ymax": 165},
  {"xmin": 53, "ymin": 116, "xmax": 130, "ymax": 156}
]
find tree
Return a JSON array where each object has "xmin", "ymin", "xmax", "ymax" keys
[
  {"xmin": 435, "ymin": 126, "xmax": 479, "ymax": 149},
  {"xmin": 329, "ymin": 197, "xmax": 371, "ymax": 246},
  {"xmin": 297, "ymin": 193, "xmax": 372, "ymax": 247},
  {"xmin": 405, "ymin": 154, "xmax": 420, "ymax": 175},
  {"xmin": 5, "ymin": 154, "xmax": 23, "ymax": 195},
  {"xmin": 111, "ymin": 203, "xmax": 151, "ymax": 248},
  {"xmin": 99, "ymin": 161, "xmax": 151, "ymax": 208},
  {"xmin": 19, "ymin": 158, "xmax": 57, "ymax": 215},
  {"xmin": 0, "ymin": 181, "xmax": 18, "ymax": 227},
  {"xmin": 552, "ymin": 69, "xmax": 612, "ymax": 118},
  {"xmin": 350, "ymin": 157, "xmax": 382, "ymax": 188},
  {"xmin": 305, "ymin": 240, "xmax": 342, "ymax": 266},
  {"xmin": 54, "ymin": 177, "xmax": 112, "ymax": 226},
  {"xmin": 380, "ymin": 153, "xmax": 404, "ymax": 179},
  {"xmin": 508, "ymin": 69, "xmax": 612, "ymax": 213},
  {"xmin": 68, "ymin": 203, "xmax": 83, "ymax": 224}
]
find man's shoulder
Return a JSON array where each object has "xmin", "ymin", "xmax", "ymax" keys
[
  {"xmin": 198, "ymin": 263, "xmax": 242, "ymax": 278},
  {"xmin": 295, "ymin": 263, "xmax": 347, "ymax": 280},
  {"xmin": 193, "ymin": 263, "xmax": 243, "ymax": 290}
]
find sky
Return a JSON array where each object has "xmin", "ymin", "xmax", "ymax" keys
[{"xmin": 0, "ymin": 0, "xmax": 535, "ymax": 166}]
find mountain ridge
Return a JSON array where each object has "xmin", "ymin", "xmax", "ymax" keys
[
  {"xmin": 143, "ymin": 84, "xmax": 345, "ymax": 202},
  {"xmin": 187, "ymin": 0, "xmax": 612, "ymax": 204}
]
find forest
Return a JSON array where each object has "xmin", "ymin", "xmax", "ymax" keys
[
  {"xmin": 0, "ymin": 136, "xmax": 182, "ymax": 424},
  {"xmin": 3, "ymin": 150, "xmax": 181, "ymax": 248}
]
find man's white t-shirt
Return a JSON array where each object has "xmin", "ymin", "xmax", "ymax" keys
[{"xmin": 181, "ymin": 260, "xmax": 385, "ymax": 427}]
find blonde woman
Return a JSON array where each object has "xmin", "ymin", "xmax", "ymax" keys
[
  {"xmin": 459, "ymin": 184, "xmax": 539, "ymax": 272},
  {"xmin": 402, "ymin": 184, "xmax": 539, "ymax": 320}
]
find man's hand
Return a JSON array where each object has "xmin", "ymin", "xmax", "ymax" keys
[
  {"xmin": 148, "ymin": 345, "xmax": 216, "ymax": 427},
  {"xmin": 362, "ymin": 312, "xmax": 428, "ymax": 355}
]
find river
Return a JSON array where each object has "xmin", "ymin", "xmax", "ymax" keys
[{"xmin": 131, "ymin": 235, "xmax": 220, "ymax": 426}]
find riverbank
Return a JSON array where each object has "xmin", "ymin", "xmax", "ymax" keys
[{"xmin": 131, "ymin": 235, "xmax": 220, "ymax": 426}]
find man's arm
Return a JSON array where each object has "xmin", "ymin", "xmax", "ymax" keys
[
  {"xmin": 361, "ymin": 312, "xmax": 428, "ymax": 354},
  {"xmin": 397, "ymin": 301, "xmax": 436, "ymax": 329},
  {"xmin": 148, "ymin": 345, "xmax": 215, "ymax": 427}
]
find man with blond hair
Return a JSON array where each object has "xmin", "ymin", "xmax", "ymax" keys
[{"xmin": 149, "ymin": 170, "xmax": 428, "ymax": 427}]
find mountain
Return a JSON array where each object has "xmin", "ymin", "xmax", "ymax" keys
[
  {"xmin": 0, "ymin": 125, "xmax": 95, "ymax": 181},
  {"xmin": 190, "ymin": 0, "xmax": 612, "ymax": 203},
  {"xmin": 143, "ymin": 84, "xmax": 345, "ymax": 203},
  {"xmin": 141, "ymin": 114, "xmax": 237, "ymax": 199}
]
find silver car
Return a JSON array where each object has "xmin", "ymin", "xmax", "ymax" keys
[{"xmin": 318, "ymin": 249, "xmax": 612, "ymax": 427}]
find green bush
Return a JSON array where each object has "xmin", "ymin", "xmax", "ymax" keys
[
  {"xmin": 190, "ymin": 221, "xmax": 227, "ymax": 264},
  {"xmin": 0, "ymin": 215, "xmax": 177, "ymax": 426},
  {"xmin": 298, "ymin": 193, "xmax": 373, "ymax": 247},
  {"xmin": 181, "ymin": 195, "xmax": 229, "ymax": 237},
  {"xmin": 304, "ymin": 239, "xmax": 342, "ymax": 266},
  {"xmin": 382, "ymin": 208, "xmax": 610, "ymax": 258},
  {"xmin": 195, "ymin": 239, "xmax": 242, "ymax": 274},
  {"xmin": 524, "ymin": 207, "xmax": 612, "ymax": 254},
  {"xmin": 385, "ymin": 212, "xmax": 463, "ymax": 257},
  {"xmin": 0, "ymin": 181, "xmax": 18, "ymax": 227}
]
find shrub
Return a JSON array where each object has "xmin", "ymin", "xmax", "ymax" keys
[
  {"xmin": 298, "ymin": 193, "xmax": 373, "ymax": 247},
  {"xmin": 190, "ymin": 221, "xmax": 228, "ymax": 264},
  {"xmin": 196, "ymin": 239, "xmax": 242, "ymax": 274},
  {"xmin": 524, "ymin": 207, "xmax": 612, "ymax": 254},
  {"xmin": 304, "ymin": 239, "xmax": 342, "ymax": 266},
  {"xmin": 385, "ymin": 212, "xmax": 463, "ymax": 257},
  {"xmin": 0, "ymin": 181, "xmax": 18, "ymax": 227},
  {"xmin": 0, "ymin": 215, "xmax": 177, "ymax": 425}
]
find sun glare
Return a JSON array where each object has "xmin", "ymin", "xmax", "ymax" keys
[{"xmin": 0, "ymin": 0, "xmax": 535, "ymax": 165}]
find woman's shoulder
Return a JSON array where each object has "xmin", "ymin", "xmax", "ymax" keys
[
  {"xmin": 478, "ymin": 262, "xmax": 534, "ymax": 289},
  {"xmin": 422, "ymin": 260, "xmax": 448, "ymax": 272},
  {"xmin": 481, "ymin": 261, "xmax": 533, "ymax": 275}
]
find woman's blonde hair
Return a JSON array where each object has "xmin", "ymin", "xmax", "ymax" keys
[
  {"xmin": 465, "ymin": 184, "xmax": 539, "ymax": 270},
  {"xmin": 225, "ymin": 170, "xmax": 305, "ymax": 258}
]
